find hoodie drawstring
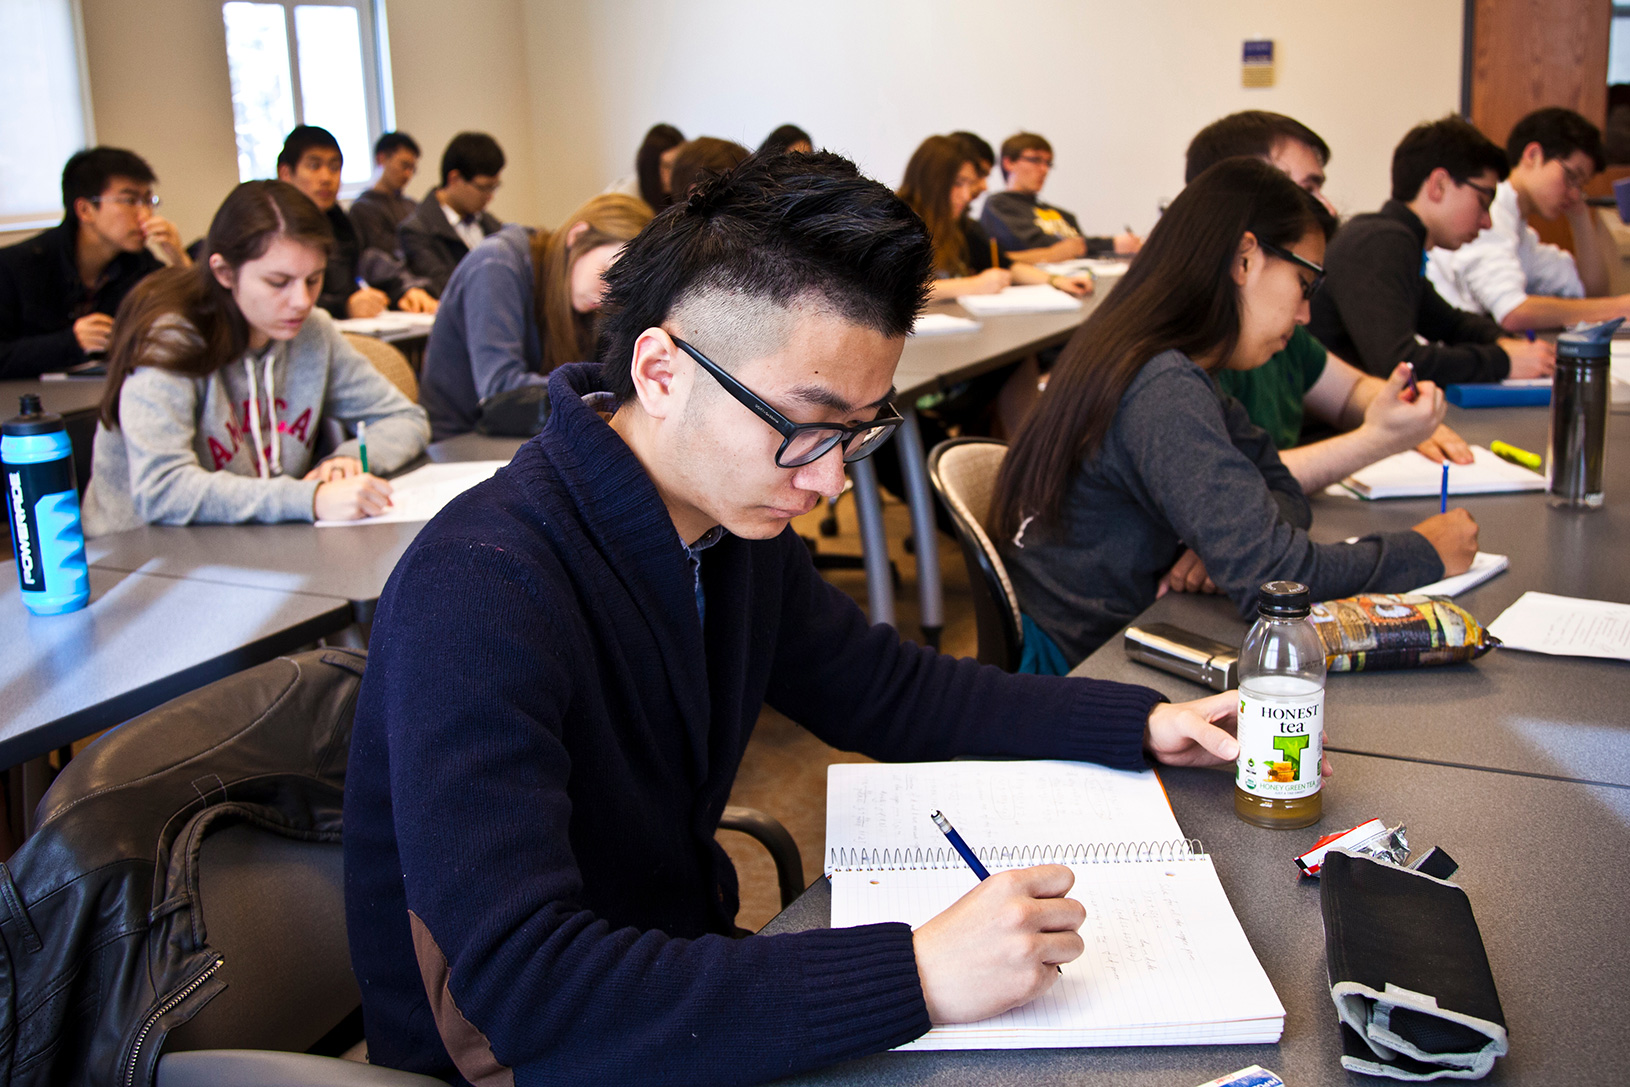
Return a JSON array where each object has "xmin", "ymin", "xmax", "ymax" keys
[{"xmin": 242, "ymin": 349, "xmax": 281, "ymax": 479}]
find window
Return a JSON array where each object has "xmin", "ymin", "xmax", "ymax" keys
[
  {"xmin": 0, "ymin": 0, "xmax": 94, "ymax": 231},
  {"xmin": 221, "ymin": 0, "xmax": 393, "ymax": 196}
]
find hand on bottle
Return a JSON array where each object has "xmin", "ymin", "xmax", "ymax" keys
[
  {"xmin": 1411, "ymin": 509, "xmax": 1478, "ymax": 576},
  {"xmin": 314, "ymin": 473, "xmax": 392, "ymax": 520},
  {"xmin": 1144, "ymin": 692, "xmax": 1240, "ymax": 767},
  {"xmin": 913, "ymin": 865, "xmax": 1084, "ymax": 1024}
]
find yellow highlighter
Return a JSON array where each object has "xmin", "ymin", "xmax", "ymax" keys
[{"xmin": 1491, "ymin": 440, "xmax": 1541, "ymax": 471}]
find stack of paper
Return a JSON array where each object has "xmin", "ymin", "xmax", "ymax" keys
[
  {"xmin": 1335, "ymin": 446, "xmax": 1545, "ymax": 499},
  {"xmin": 1409, "ymin": 552, "xmax": 1509, "ymax": 597},
  {"xmin": 1036, "ymin": 258, "xmax": 1131, "ymax": 279},
  {"xmin": 335, "ymin": 312, "xmax": 437, "ymax": 336},
  {"xmin": 315, "ymin": 460, "xmax": 506, "ymax": 527},
  {"xmin": 1488, "ymin": 592, "xmax": 1630, "ymax": 662},
  {"xmin": 956, "ymin": 284, "xmax": 1083, "ymax": 317},
  {"xmin": 911, "ymin": 313, "xmax": 982, "ymax": 336}
]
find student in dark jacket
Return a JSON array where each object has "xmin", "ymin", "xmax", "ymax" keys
[
  {"xmin": 979, "ymin": 131, "xmax": 1140, "ymax": 263},
  {"xmin": 992, "ymin": 158, "xmax": 1478, "ymax": 669},
  {"xmin": 275, "ymin": 126, "xmax": 437, "ymax": 320},
  {"xmin": 397, "ymin": 131, "xmax": 505, "ymax": 297},
  {"xmin": 0, "ymin": 147, "xmax": 188, "ymax": 378},
  {"xmin": 346, "ymin": 150, "xmax": 1243, "ymax": 1087},
  {"xmin": 1307, "ymin": 115, "xmax": 1555, "ymax": 385},
  {"xmin": 348, "ymin": 130, "xmax": 422, "ymax": 256}
]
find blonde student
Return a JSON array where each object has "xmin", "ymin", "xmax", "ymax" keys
[{"xmin": 82, "ymin": 181, "xmax": 429, "ymax": 536}]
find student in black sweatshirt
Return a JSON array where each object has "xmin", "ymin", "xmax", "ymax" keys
[{"xmin": 1307, "ymin": 115, "xmax": 1555, "ymax": 385}]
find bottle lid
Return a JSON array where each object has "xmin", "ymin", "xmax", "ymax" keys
[
  {"xmin": 1556, "ymin": 318, "xmax": 1624, "ymax": 361},
  {"xmin": 3, "ymin": 394, "xmax": 65, "ymax": 437},
  {"xmin": 1256, "ymin": 580, "xmax": 1310, "ymax": 618}
]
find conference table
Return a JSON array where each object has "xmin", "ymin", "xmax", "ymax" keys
[{"xmin": 765, "ymin": 399, "xmax": 1629, "ymax": 1085}]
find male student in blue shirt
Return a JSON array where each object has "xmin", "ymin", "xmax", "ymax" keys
[{"xmin": 346, "ymin": 151, "xmax": 1245, "ymax": 1087}]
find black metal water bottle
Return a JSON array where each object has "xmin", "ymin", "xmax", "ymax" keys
[{"xmin": 1547, "ymin": 318, "xmax": 1619, "ymax": 509}]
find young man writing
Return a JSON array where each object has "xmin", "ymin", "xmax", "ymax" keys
[
  {"xmin": 346, "ymin": 152, "xmax": 1242, "ymax": 1086},
  {"xmin": 1427, "ymin": 107, "xmax": 1630, "ymax": 331},
  {"xmin": 1182, "ymin": 111, "xmax": 1472, "ymax": 495},
  {"xmin": 275, "ymin": 126, "xmax": 437, "ymax": 320},
  {"xmin": 349, "ymin": 130, "xmax": 422, "ymax": 257},
  {"xmin": 397, "ymin": 131, "xmax": 505, "ymax": 297},
  {"xmin": 979, "ymin": 132, "xmax": 1139, "ymax": 264},
  {"xmin": 0, "ymin": 147, "xmax": 188, "ymax": 378},
  {"xmin": 1308, "ymin": 115, "xmax": 1555, "ymax": 385}
]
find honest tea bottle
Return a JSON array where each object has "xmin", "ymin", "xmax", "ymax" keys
[
  {"xmin": 1234, "ymin": 581, "xmax": 1324, "ymax": 829},
  {"xmin": 3, "ymin": 394, "xmax": 90, "ymax": 615}
]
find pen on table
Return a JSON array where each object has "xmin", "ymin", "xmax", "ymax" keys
[
  {"xmin": 1440, "ymin": 459, "xmax": 1449, "ymax": 514},
  {"xmin": 358, "ymin": 420, "xmax": 369, "ymax": 476},
  {"xmin": 1491, "ymin": 440, "xmax": 1542, "ymax": 471},
  {"xmin": 930, "ymin": 810, "xmax": 1062, "ymax": 974}
]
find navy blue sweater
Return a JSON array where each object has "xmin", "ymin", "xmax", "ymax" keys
[{"xmin": 345, "ymin": 362, "xmax": 1166, "ymax": 1086}]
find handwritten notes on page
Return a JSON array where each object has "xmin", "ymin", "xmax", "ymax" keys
[
  {"xmin": 315, "ymin": 460, "xmax": 506, "ymax": 527},
  {"xmin": 1488, "ymin": 592, "xmax": 1630, "ymax": 662}
]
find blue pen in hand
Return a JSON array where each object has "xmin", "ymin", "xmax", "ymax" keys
[
  {"xmin": 1440, "ymin": 459, "xmax": 1449, "ymax": 514},
  {"xmin": 930, "ymin": 810, "xmax": 1061, "ymax": 973}
]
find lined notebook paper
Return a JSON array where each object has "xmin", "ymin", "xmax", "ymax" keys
[
  {"xmin": 826, "ymin": 761, "xmax": 1285, "ymax": 1048},
  {"xmin": 315, "ymin": 460, "xmax": 506, "ymax": 527}
]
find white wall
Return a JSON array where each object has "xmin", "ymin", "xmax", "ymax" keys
[{"xmin": 520, "ymin": 0, "xmax": 1465, "ymax": 231}]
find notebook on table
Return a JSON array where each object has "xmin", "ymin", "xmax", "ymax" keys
[
  {"xmin": 825, "ymin": 760, "xmax": 1285, "ymax": 1049},
  {"xmin": 1332, "ymin": 445, "xmax": 1544, "ymax": 499},
  {"xmin": 955, "ymin": 284, "xmax": 1083, "ymax": 316}
]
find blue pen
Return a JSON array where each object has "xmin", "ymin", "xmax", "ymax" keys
[
  {"xmin": 1440, "ymin": 459, "xmax": 1449, "ymax": 514},
  {"xmin": 1402, "ymin": 361, "xmax": 1418, "ymax": 402},
  {"xmin": 1524, "ymin": 329, "xmax": 1536, "ymax": 343},
  {"xmin": 931, "ymin": 810, "xmax": 1061, "ymax": 972}
]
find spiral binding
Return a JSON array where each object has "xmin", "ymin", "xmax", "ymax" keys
[{"xmin": 827, "ymin": 838, "xmax": 1204, "ymax": 873}]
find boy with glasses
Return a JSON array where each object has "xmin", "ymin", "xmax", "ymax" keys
[
  {"xmin": 1427, "ymin": 107, "xmax": 1630, "ymax": 331},
  {"xmin": 979, "ymin": 131, "xmax": 1140, "ymax": 264},
  {"xmin": 1308, "ymin": 115, "xmax": 1555, "ymax": 385},
  {"xmin": 0, "ymin": 147, "xmax": 188, "ymax": 378},
  {"xmin": 346, "ymin": 151, "xmax": 1242, "ymax": 1086},
  {"xmin": 398, "ymin": 131, "xmax": 506, "ymax": 297}
]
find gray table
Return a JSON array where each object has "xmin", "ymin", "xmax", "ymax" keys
[
  {"xmin": 1076, "ymin": 403, "xmax": 1630, "ymax": 788},
  {"xmin": 765, "ymin": 753, "xmax": 1629, "ymax": 1085},
  {"xmin": 852, "ymin": 298, "xmax": 1103, "ymax": 639},
  {"xmin": 84, "ymin": 434, "xmax": 526, "ymax": 625}
]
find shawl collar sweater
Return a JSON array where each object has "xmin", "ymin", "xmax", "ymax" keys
[{"xmin": 345, "ymin": 362, "xmax": 1164, "ymax": 1086}]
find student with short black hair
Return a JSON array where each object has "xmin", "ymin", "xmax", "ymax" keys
[
  {"xmin": 349, "ymin": 131, "xmax": 422, "ymax": 256},
  {"xmin": 980, "ymin": 132, "xmax": 1140, "ymax": 264},
  {"xmin": 1181, "ymin": 111, "xmax": 1472, "ymax": 495},
  {"xmin": 275, "ymin": 126, "xmax": 436, "ymax": 320},
  {"xmin": 398, "ymin": 131, "xmax": 506, "ymax": 297},
  {"xmin": 1309, "ymin": 115, "xmax": 1555, "ymax": 384},
  {"xmin": 992, "ymin": 158, "xmax": 1475, "ymax": 668},
  {"xmin": 347, "ymin": 150, "xmax": 1241, "ymax": 1085},
  {"xmin": 1428, "ymin": 107, "xmax": 1630, "ymax": 331},
  {"xmin": 758, "ymin": 123, "xmax": 813, "ymax": 155},
  {"xmin": 0, "ymin": 147, "xmax": 188, "ymax": 378}
]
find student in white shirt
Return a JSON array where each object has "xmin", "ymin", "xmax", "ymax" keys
[{"xmin": 1428, "ymin": 108, "xmax": 1630, "ymax": 331}]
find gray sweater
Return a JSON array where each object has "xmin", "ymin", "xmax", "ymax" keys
[
  {"xmin": 82, "ymin": 307, "xmax": 430, "ymax": 536},
  {"xmin": 1000, "ymin": 350, "xmax": 1443, "ymax": 664}
]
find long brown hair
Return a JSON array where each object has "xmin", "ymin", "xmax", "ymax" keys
[
  {"xmin": 99, "ymin": 180, "xmax": 332, "ymax": 428},
  {"xmin": 990, "ymin": 157, "xmax": 1330, "ymax": 540},
  {"xmin": 528, "ymin": 193, "xmax": 654, "ymax": 373},
  {"xmin": 897, "ymin": 135, "xmax": 976, "ymax": 277}
]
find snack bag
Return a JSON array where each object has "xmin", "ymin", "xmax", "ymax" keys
[{"xmin": 1309, "ymin": 593, "xmax": 1499, "ymax": 672}]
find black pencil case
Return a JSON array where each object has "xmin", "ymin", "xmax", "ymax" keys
[{"xmin": 1320, "ymin": 850, "xmax": 1508, "ymax": 1080}]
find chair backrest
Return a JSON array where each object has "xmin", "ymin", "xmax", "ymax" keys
[
  {"xmin": 927, "ymin": 438, "xmax": 1024, "ymax": 670},
  {"xmin": 343, "ymin": 333, "xmax": 419, "ymax": 402}
]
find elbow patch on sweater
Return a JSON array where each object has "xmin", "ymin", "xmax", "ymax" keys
[{"xmin": 408, "ymin": 910, "xmax": 515, "ymax": 1087}]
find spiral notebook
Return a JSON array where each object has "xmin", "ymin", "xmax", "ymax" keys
[{"xmin": 826, "ymin": 761, "xmax": 1284, "ymax": 1049}]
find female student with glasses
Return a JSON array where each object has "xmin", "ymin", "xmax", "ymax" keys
[
  {"xmin": 988, "ymin": 157, "xmax": 1479, "ymax": 672},
  {"xmin": 81, "ymin": 180, "xmax": 430, "ymax": 535}
]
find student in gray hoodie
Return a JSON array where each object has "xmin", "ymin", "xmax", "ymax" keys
[
  {"xmin": 82, "ymin": 181, "xmax": 429, "ymax": 537},
  {"xmin": 991, "ymin": 159, "xmax": 1480, "ymax": 670}
]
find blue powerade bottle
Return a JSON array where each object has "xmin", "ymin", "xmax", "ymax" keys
[{"xmin": 3, "ymin": 395, "xmax": 90, "ymax": 615}]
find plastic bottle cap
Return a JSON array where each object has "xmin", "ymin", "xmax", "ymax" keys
[
  {"xmin": 3, "ymin": 394, "xmax": 66, "ymax": 437},
  {"xmin": 1257, "ymin": 580, "xmax": 1311, "ymax": 618},
  {"xmin": 1556, "ymin": 317, "xmax": 1624, "ymax": 361}
]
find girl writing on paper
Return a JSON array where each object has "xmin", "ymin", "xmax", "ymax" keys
[
  {"xmin": 896, "ymin": 135, "xmax": 1093, "ymax": 305},
  {"xmin": 82, "ymin": 181, "xmax": 430, "ymax": 536},
  {"xmin": 990, "ymin": 158, "xmax": 1479, "ymax": 672},
  {"xmin": 418, "ymin": 193, "xmax": 653, "ymax": 440}
]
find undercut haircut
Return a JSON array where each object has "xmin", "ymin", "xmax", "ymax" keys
[
  {"xmin": 61, "ymin": 147, "xmax": 156, "ymax": 216},
  {"xmin": 1506, "ymin": 107, "xmax": 1605, "ymax": 173},
  {"xmin": 998, "ymin": 132, "xmax": 1053, "ymax": 180},
  {"xmin": 440, "ymin": 132, "xmax": 506, "ymax": 186},
  {"xmin": 1391, "ymin": 115, "xmax": 1509, "ymax": 202},
  {"xmin": 277, "ymin": 125, "xmax": 342, "ymax": 172},
  {"xmin": 949, "ymin": 131, "xmax": 994, "ymax": 171},
  {"xmin": 374, "ymin": 131, "xmax": 421, "ymax": 159},
  {"xmin": 1184, "ymin": 111, "xmax": 1331, "ymax": 184},
  {"xmin": 597, "ymin": 151, "xmax": 933, "ymax": 403}
]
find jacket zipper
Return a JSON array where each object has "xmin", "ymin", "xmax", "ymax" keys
[{"xmin": 122, "ymin": 956, "xmax": 224, "ymax": 1087}]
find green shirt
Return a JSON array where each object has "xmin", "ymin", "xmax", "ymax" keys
[{"xmin": 1215, "ymin": 325, "xmax": 1328, "ymax": 449}]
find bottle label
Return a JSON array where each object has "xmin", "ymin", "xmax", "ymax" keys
[
  {"xmin": 4, "ymin": 456, "xmax": 77, "ymax": 594},
  {"xmin": 1236, "ymin": 677, "xmax": 1323, "ymax": 800}
]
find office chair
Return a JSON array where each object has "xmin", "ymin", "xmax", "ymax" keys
[
  {"xmin": 926, "ymin": 438, "xmax": 1024, "ymax": 670},
  {"xmin": 342, "ymin": 333, "xmax": 420, "ymax": 402}
]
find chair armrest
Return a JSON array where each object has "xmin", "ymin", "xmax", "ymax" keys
[
  {"xmin": 156, "ymin": 1050, "xmax": 449, "ymax": 1087},
  {"xmin": 719, "ymin": 805, "xmax": 806, "ymax": 909}
]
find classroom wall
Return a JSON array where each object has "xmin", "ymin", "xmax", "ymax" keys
[{"xmin": 518, "ymin": 0, "xmax": 1466, "ymax": 232}]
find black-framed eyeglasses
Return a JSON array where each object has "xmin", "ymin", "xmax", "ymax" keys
[
  {"xmin": 1257, "ymin": 239, "xmax": 1325, "ymax": 301},
  {"xmin": 1460, "ymin": 178, "xmax": 1497, "ymax": 211},
  {"xmin": 672, "ymin": 337, "xmax": 902, "ymax": 468},
  {"xmin": 92, "ymin": 192, "xmax": 160, "ymax": 210}
]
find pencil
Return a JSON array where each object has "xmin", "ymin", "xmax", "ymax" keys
[
  {"xmin": 930, "ymin": 810, "xmax": 1060, "ymax": 974},
  {"xmin": 990, "ymin": 237, "xmax": 1000, "ymax": 270}
]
